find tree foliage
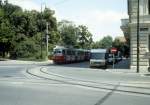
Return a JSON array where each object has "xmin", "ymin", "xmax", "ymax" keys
[
  {"xmin": 92, "ymin": 36, "xmax": 113, "ymax": 49},
  {"xmin": 58, "ymin": 20, "xmax": 93, "ymax": 49},
  {"xmin": 0, "ymin": 1, "xmax": 93, "ymax": 59},
  {"xmin": 77, "ymin": 25, "xmax": 93, "ymax": 49},
  {"xmin": 0, "ymin": 1, "xmax": 59, "ymax": 59},
  {"xmin": 58, "ymin": 20, "xmax": 77, "ymax": 47},
  {"xmin": 113, "ymin": 37, "xmax": 129, "ymax": 57}
]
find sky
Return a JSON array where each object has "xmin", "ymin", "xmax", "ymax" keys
[{"xmin": 8, "ymin": 0, "xmax": 128, "ymax": 41}]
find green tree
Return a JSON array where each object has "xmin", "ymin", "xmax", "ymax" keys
[
  {"xmin": 42, "ymin": 8, "xmax": 59, "ymax": 44},
  {"xmin": 0, "ymin": 0, "xmax": 2, "ymax": 7},
  {"xmin": 0, "ymin": 19, "xmax": 15, "ymax": 57},
  {"xmin": 11, "ymin": 36, "xmax": 40, "ymax": 59},
  {"xmin": 92, "ymin": 36, "xmax": 113, "ymax": 49},
  {"xmin": 0, "ymin": 1, "xmax": 58, "ymax": 59},
  {"xmin": 3, "ymin": 3, "xmax": 22, "ymax": 19},
  {"xmin": 100, "ymin": 36, "xmax": 113, "ymax": 48},
  {"xmin": 58, "ymin": 20, "xmax": 78, "ymax": 47},
  {"xmin": 0, "ymin": 2, "xmax": 23, "ymax": 57},
  {"xmin": 92, "ymin": 41, "xmax": 101, "ymax": 49},
  {"xmin": 113, "ymin": 37, "xmax": 129, "ymax": 57},
  {"xmin": 77, "ymin": 25, "xmax": 93, "ymax": 49},
  {"xmin": 0, "ymin": 1, "xmax": 93, "ymax": 59}
]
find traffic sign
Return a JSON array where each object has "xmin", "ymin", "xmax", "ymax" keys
[{"xmin": 111, "ymin": 48, "xmax": 117, "ymax": 54}]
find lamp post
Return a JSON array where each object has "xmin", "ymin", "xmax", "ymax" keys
[{"xmin": 137, "ymin": 0, "xmax": 140, "ymax": 73}]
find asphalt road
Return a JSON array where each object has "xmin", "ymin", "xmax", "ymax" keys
[
  {"xmin": 0, "ymin": 66, "xmax": 26, "ymax": 78},
  {"xmin": 0, "ymin": 60, "xmax": 150, "ymax": 105}
]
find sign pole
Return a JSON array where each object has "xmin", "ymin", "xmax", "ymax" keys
[
  {"xmin": 111, "ymin": 48, "xmax": 117, "ymax": 69},
  {"xmin": 113, "ymin": 54, "xmax": 115, "ymax": 69}
]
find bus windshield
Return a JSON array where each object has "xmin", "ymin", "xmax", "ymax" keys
[{"xmin": 91, "ymin": 53, "xmax": 105, "ymax": 59}]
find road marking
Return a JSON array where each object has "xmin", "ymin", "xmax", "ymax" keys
[
  {"xmin": 41, "ymin": 67, "xmax": 150, "ymax": 85},
  {"xmin": 25, "ymin": 67, "xmax": 150, "ymax": 97}
]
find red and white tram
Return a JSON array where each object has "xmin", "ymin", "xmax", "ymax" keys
[{"xmin": 52, "ymin": 46, "xmax": 90, "ymax": 64}]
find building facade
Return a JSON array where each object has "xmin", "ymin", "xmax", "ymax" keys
[{"xmin": 121, "ymin": 0, "xmax": 150, "ymax": 72}]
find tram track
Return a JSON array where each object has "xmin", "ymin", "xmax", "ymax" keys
[
  {"xmin": 26, "ymin": 67, "xmax": 150, "ymax": 96},
  {"xmin": 40, "ymin": 67, "xmax": 150, "ymax": 90}
]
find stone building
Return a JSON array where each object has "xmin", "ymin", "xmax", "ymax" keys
[{"xmin": 121, "ymin": 0, "xmax": 150, "ymax": 72}]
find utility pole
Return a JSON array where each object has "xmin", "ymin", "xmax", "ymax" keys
[
  {"xmin": 137, "ymin": 0, "xmax": 140, "ymax": 73},
  {"xmin": 40, "ymin": 2, "xmax": 43, "ymax": 59},
  {"xmin": 46, "ymin": 22, "xmax": 49, "ymax": 58}
]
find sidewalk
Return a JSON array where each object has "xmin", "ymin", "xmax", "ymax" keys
[
  {"xmin": 0, "ymin": 60, "xmax": 53, "ymax": 65},
  {"xmin": 114, "ymin": 58, "xmax": 130, "ymax": 69},
  {"xmin": 106, "ymin": 58, "xmax": 133, "ymax": 73},
  {"xmin": 106, "ymin": 58, "xmax": 150, "ymax": 74},
  {"xmin": 106, "ymin": 68, "xmax": 150, "ymax": 75},
  {"xmin": 106, "ymin": 69, "xmax": 136, "ymax": 74}
]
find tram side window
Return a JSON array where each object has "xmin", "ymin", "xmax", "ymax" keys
[
  {"xmin": 78, "ymin": 51, "xmax": 81, "ymax": 56},
  {"xmin": 62, "ymin": 50, "xmax": 65, "ymax": 55},
  {"xmin": 72, "ymin": 50, "xmax": 75, "ymax": 55},
  {"xmin": 54, "ymin": 50, "xmax": 61, "ymax": 54},
  {"xmin": 67, "ymin": 50, "xmax": 71, "ymax": 55}
]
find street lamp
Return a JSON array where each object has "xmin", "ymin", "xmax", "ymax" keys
[{"xmin": 137, "ymin": 0, "xmax": 140, "ymax": 73}]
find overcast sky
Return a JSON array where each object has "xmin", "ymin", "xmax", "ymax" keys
[{"xmin": 8, "ymin": 0, "xmax": 128, "ymax": 41}]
